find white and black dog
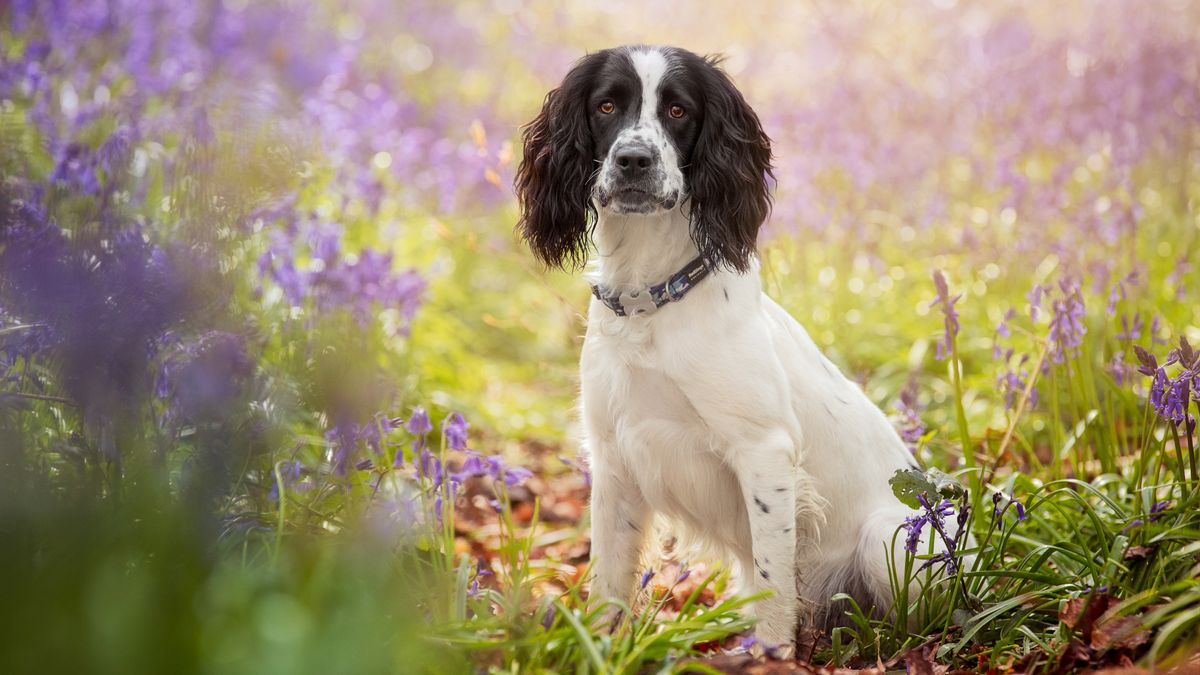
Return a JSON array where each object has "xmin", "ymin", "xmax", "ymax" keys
[{"xmin": 515, "ymin": 45, "xmax": 921, "ymax": 650}]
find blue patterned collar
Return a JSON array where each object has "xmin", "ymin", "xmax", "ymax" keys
[{"xmin": 590, "ymin": 256, "xmax": 712, "ymax": 317}]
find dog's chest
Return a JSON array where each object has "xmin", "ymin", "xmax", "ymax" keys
[{"xmin": 582, "ymin": 314, "xmax": 749, "ymax": 547}]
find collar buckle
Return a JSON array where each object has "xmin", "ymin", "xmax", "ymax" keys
[{"xmin": 618, "ymin": 290, "xmax": 659, "ymax": 316}]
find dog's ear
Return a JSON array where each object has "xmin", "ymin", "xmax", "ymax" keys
[
  {"xmin": 686, "ymin": 55, "xmax": 773, "ymax": 273},
  {"xmin": 515, "ymin": 52, "xmax": 607, "ymax": 270}
]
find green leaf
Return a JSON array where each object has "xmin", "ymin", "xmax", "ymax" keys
[
  {"xmin": 890, "ymin": 468, "xmax": 935, "ymax": 508},
  {"xmin": 926, "ymin": 467, "xmax": 965, "ymax": 499}
]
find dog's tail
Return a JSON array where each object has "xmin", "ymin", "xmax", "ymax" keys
[{"xmin": 808, "ymin": 503, "xmax": 966, "ymax": 633}]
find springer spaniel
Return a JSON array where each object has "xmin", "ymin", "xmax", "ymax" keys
[{"xmin": 515, "ymin": 45, "xmax": 922, "ymax": 651}]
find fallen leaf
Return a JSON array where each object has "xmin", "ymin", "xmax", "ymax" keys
[
  {"xmin": 1122, "ymin": 545, "xmax": 1155, "ymax": 562},
  {"xmin": 904, "ymin": 645, "xmax": 948, "ymax": 675}
]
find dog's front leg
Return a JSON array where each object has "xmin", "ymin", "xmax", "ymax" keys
[
  {"xmin": 588, "ymin": 447, "xmax": 650, "ymax": 619},
  {"xmin": 733, "ymin": 427, "xmax": 800, "ymax": 651}
]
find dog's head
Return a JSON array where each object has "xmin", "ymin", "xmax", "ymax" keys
[{"xmin": 515, "ymin": 45, "xmax": 773, "ymax": 272}]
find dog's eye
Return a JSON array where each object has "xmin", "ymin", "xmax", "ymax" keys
[
  {"xmin": 669, "ymin": 104, "xmax": 685, "ymax": 119},
  {"xmin": 598, "ymin": 100, "xmax": 615, "ymax": 114}
]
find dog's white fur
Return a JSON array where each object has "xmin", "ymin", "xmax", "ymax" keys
[{"xmin": 580, "ymin": 47, "xmax": 919, "ymax": 648}]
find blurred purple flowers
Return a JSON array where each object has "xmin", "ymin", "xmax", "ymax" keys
[
  {"xmin": 452, "ymin": 451, "xmax": 532, "ymax": 487},
  {"xmin": 156, "ymin": 331, "xmax": 253, "ymax": 425},
  {"xmin": 444, "ymin": 413, "xmax": 470, "ymax": 451},
  {"xmin": 1047, "ymin": 278, "xmax": 1087, "ymax": 364},
  {"xmin": 892, "ymin": 379, "xmax": 925, "ymax": 450},
  {"xmin": 402, "ymin": 406, "xmax": 432, "ymax": 468},
  {"xmin": 257, "ymin": 218, "xmax": 425, "ymax": 328}
]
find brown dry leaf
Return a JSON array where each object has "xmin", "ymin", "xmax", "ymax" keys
[
  {"xmin": 681, "ymin": 653, "xmax": 814, "ymax": 674},
  {"xmin": 1060, "ymin": 594, "xmax": 1119, "ymax": 637},
  {"xmin": 904, "ymin": 645, "xmax": 948, "ymax": 675},
  {"xmin": 1122, "ymin": 545, "xmax": 1155, "ymax": 562},
  {"xmin": 1091, "ymin": 612, "xmax": 1149, "ymax": 651}
]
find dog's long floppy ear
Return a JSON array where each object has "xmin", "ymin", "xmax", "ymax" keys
[
  {"xmin": 515, "ymin": 52, "xmax": 607, "ymax": 270},
  {"xmin": 686, "ymin": 55, "xmax": 774, "ymax": 273}
]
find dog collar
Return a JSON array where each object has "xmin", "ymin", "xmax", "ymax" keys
[{"xmin": 590, "ymin": 256, "xmax": 712, "ymax": 317}]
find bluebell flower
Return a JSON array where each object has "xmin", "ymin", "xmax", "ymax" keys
[
  {"xmin": 444, "ymin": 412, "xmax": 469, "ymax": 450},
  {"xmin": 992, "ymin": 491, "xmax": 1029, "ymax": 523},
  {"xmin": 400, "ymin": 406, "xmax": 433, "ymax": 467},
  {"xmin": 1027, "ymin": 283, "xmax": 1051, "ymax": 322},
  {"xmin": 902, "ymin": 514, "xmax": 927, "ymax": 554},
  {"xmin": 903, "ymin": 493, "xmax": 966, "ymax": 574},
  {"xmin": 268, "ymin": 460, "xmax": 306, "ymax": 502},
  {"xmin": 558, "ymin": 454, "xmax": 593, "ymax": 485},
  {"xmin": 929, "ymin": 270, "xmax": 961, "ymax": 361},
  {"xmin": 1115, "ymin": 313, "xmax": 1144, "ymax": 342},
  {"xmin": 1048, "ymin": 277, "xmax": 1086, "ymax": 364},
  {"xmin": 450, "ymin": 450, "xmax": 531, "ymax": 487},
  {"xmin": 405, "ymin": 407, "xmax": 433, "ymax": 435},
  {"xmin": 1164, "ymin": 376, "xmax": 1190, "ymax": 422},
  {"xmin": 892, "ymin": 380, "xmax": 925, "ymax": 449},
  {"xmin": 640, "ymin": 568, "xmax": 655, "ymax": 589}
]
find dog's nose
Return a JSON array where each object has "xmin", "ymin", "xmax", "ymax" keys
[{"xmin": 615, "ymin": 147, "xmax": 653, "ymax": 177}]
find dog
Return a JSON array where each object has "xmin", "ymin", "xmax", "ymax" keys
[{"xmin": 514, "ymin": 45, "xmax": 922, "ymax": 650}]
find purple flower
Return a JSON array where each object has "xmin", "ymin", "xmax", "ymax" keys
[
  {"xmin": 640, "ymin": 568, "xmax": 655, "ymax": 589},
  {"xmin": 1164, "ymin": 376, "xmax": 1190, "ymax": 422},
  {"xmin": 738, "ymin": 636, "xmax": 759, "ymax": 652},
  {"xmin": 929, "ymin": 270, "xmax": 961, "ymax": 361},
  {"xmin": 158, "ymin": 331, "xmax": 253, "ymax": 425},
  {"xmin": 541, "ymin": 605, "xmax": 556, "ymax": 630},
  {"xmin": 444, "ymin": 412, "xmax": 469, "ymax": 450},
  {"xmin": 992, "ymin": 308, "xmax": 1016, "ymax": 359},
  {"xmin": 903, "ymin": 513, "xmax": 927, "ymax": 554},
  {"xmin": 1048, "ymin": 277, "xmax": 1086, "ymax": 364},
  {"xmin": 1115, "ymin": 313, "xmax": 1144, "ymax": 342},
  {"xmin": 892, "ymin": 380, "xmax": 925, "ymax": 449},
  {"xmin": 992, "ymin": 492, "xmax": 1028, "ymax": 522},
  {"xmin": 400, "ymin": 406, "xmax": 432, "ymax": 467},
  {"xmin": 1106, "ymin": 272, "xmax": 1136, "ymax": 316},
  {"xmin": 418, "ymin": 448, "xmax": 442, "ymax": 486},
  {"xmin": 405, "ymin": 407, "xmax": 433, "ymax": 435},
  {"xmin": 997, "ymin": 359, "xmax": 1037, "ymax": 411},
  {"xmin": 256, "ymin": 216, "xmax": 425, "ymax": 329},
  {"xmin": 268, "ymin": 459, "xmax": 306, "ymax": 502},
  {"xmin": 451, "ymin": 450, "xmax": 531, "ymax": 487},
  {"xmin": 325, "ymin": 420, "xmax": 359, "ymax": 476},
  {"xmin": 1150, "ymin": 316, "xmax": 1167, "ymax": 346},
  {"xmin": 675, "ymin": 567, "xmax": 692, "ymax": 584},
  {"xmin": 558, "ymin": 454, "xmax": 593, "ymax": 485},
  {"xmin": 903, "ymin": 494, "xmax": 965, "ymax": 574},
  {"xmin": 995, "ymin": 309, "xmax": 1015, "ymax": 339},
  {"xmin": 1027, "ymin": 283, "xmax": 1051, "ymax": 322}
]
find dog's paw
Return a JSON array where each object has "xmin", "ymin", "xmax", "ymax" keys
[
  {"xmin": 750, "ymin": 620, "xmax": 798, "ymax": 660},
  {"xmin": 591, "ymin": 603, "xmax": 625, "ymax": 634},
  {"xmin": 745, "ymin": 637, "xmax": 795, "ymax": 661}
]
